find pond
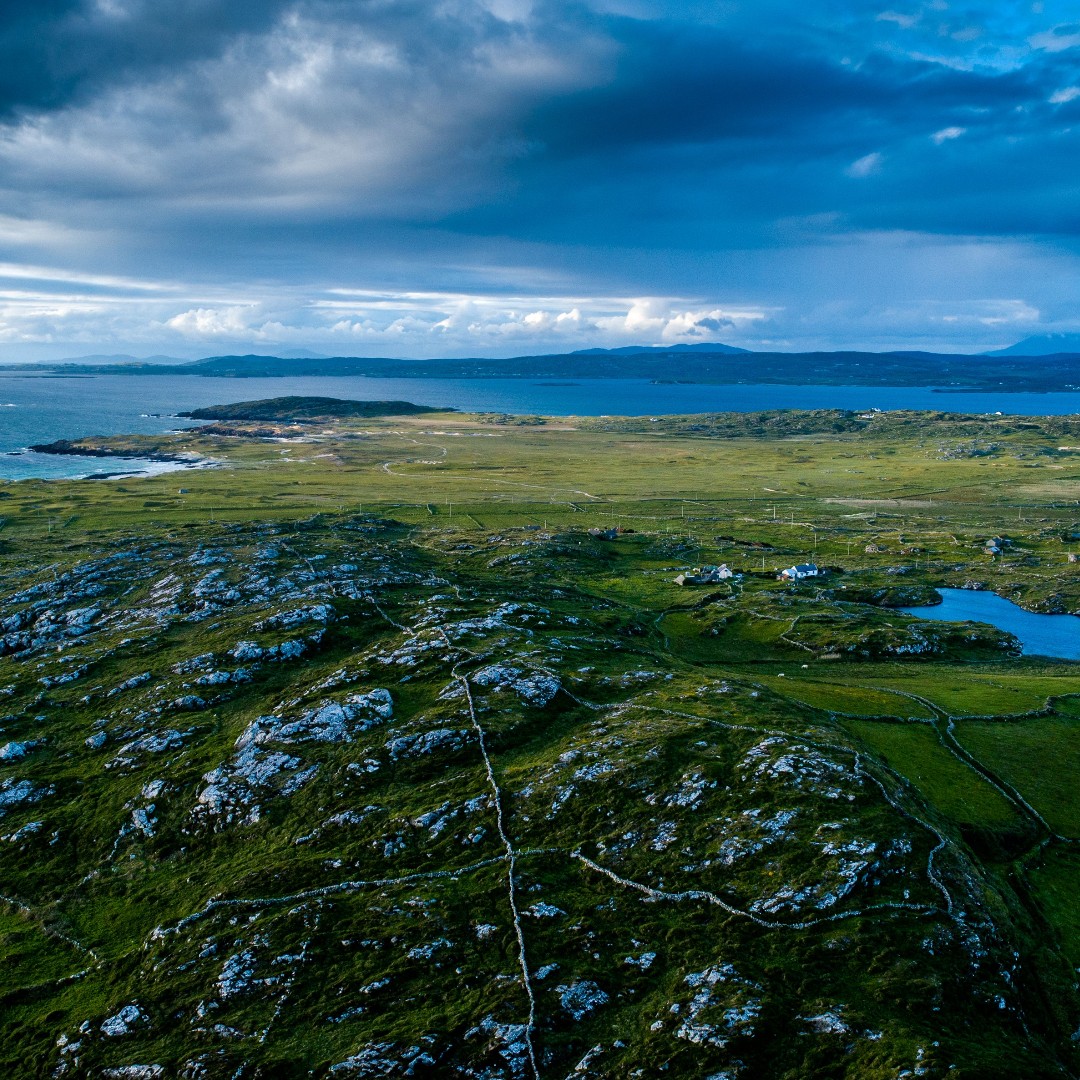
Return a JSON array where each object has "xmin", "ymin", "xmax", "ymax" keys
[{"xmin": 899, "ymin": 588, "xmax": 1080, "ymax": 660}]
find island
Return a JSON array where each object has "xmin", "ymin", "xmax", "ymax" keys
[{"xmin": 178, "ymin": 396, "xmax": 449, "ymax": 422}]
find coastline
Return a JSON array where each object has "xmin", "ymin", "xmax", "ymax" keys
[
  {"xmin": 27, "ymin": 438, "xmax": 194, "ymax": 462},
  {"xmin": 6, "ymin": 440, "xmax": 219, "ymax": 482}
]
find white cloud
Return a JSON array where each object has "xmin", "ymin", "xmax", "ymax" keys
[
  {"xmin": 974, "ymin": 300, "xmax": 1040, "ymax": 326},
  {"xmin": 1050, "ymin": 86, "xmax": 1080, "ymax": 104},
  {"xmin": 0, "ymin": 263, "xmax": 1046, "ymax": 359},
  {"xmin": 876, "ymin": 11, "xmax": 919, "ymax": 29},
  {"xmin": 21, "ymin": 287, "xmax": 768, "ymax": 356},
  {"xmin": 164, "ymin": 306, "xmax": 265, "ymax": 337},
  {"xmin": 0, "ymin": 261, "xmax": 171, "ymax": 293},
  {"xmin": 592, "ymin": 299, "xmax": 767, "ymax": 343},
  {"xmin": 0, "ymin": 243, "xmax": 1067, "ymax": 362},
  {"xmin": 931, "ymin": 300, "xmax": 1039, "ymax": 328},
  {"xmin": 950, "ymin": 26, "xmax": 982, "ymax": 43},
  {"xmin": 931, "ymin": 126, "xmax": 966, "ymax": 144},
  {"xmin": 846, "ymin": 152, "xmax": 883, "ymax": 178},
  {"xmin": 94, "ymin": 0, "xmax": 135, "ymax": 17},
  {"xmin": 1029, "ymin": 27, "xmax": 1080, "ymax": 52},
  {"xmin": 0, "ymin": 6, "xmax": 602, "ymax": 220}
]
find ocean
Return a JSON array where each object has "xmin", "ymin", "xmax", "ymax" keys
[{"xmin": 3, "ymin": 370, "xmax": 1080, "ymax": 480}]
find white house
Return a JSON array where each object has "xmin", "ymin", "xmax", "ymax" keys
[{"xmin": 780, "ymin": 563, "xmax": 819, "ymax": 581}]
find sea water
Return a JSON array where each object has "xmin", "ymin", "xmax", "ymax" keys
[{"xmin": 5, "ymin": 371, "xmax": 1080, "ymax": 480}]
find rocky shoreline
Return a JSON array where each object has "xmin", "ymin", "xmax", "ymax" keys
[
  {"xmin": 27, "ymin": 439, "xmax": 192, "ymax": 463},
  {"xmin": 19, "ymin": 440, "xmax": 218, "ymax": 480}
]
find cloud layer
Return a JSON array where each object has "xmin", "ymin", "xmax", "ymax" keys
[{"xmin": 1, "ymin": 0, "xmax": 1079, "ymax": 357}]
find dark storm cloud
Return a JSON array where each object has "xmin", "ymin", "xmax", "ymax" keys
[
  {"xmin": 524, "ymin": 20, "xmax": 1036, "ymax": 157},
  {"xmin": 0, "ymin": 0, "xmax": 302, "ymax": 118},
  {"xmin": 1, "ymin": 1, "xmax": 1072, "ymax": 233},
  {"xmin": 1, "ymin": 0, "xmax": 1080, "ymax": 355},
  {"xmin": 476, "ymin": 13, "xmax": 1074, "ymax": 249}
]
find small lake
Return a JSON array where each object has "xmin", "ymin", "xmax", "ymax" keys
[{"xmin": 900, "ymin": 588, "xmax": 1080, "ymax": 660}]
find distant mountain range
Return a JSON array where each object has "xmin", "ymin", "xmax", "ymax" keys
[
  {"xmin": 21, "ymin": 335, "xmax": 1080, "ymax": 369},
  {"xmin": 46, "ymin": 348, "xmax": 331, "ymax": 365},
  {"xmin": 20, "ymin": 336, "xmax": 1080, "ymax": 368},
  {"xmin": 983, "ymin": 333, "xmax": 1080, "ymax": 357},
  {"xmin": 9, "ymin": 337, "xmax": 1080, "ymax": 393},
  {"xmin": 9, "ymin": 345, "xmax": 1080, "ymax": 393}
]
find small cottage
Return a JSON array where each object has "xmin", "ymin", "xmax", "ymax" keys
[
  {"xmin": 780, "ymin": 563, "xmax": 819, "ymax": 581},
  {"xmin": 674, "ymin": 564, "xmax": 735, "ymax": 586}
]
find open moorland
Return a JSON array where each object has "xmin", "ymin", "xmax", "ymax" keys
[{"xmin": 3, "ymin": 402, "xmax": 1080, "ymax": 1077}]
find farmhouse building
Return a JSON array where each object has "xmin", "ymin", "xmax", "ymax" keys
[{"xmin": 674, "ymin": 564, "xmax": 735, "ymax": 586}]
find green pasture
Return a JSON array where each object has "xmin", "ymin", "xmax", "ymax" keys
[
  {"xmin": 842, "ymin": 720, "xmax": 1022, "ymax": 828},
  {"xmin": 7, "ymin": 408, "xmax": 1080, "ymax": 540},
  {"xmin": 955, "ymin": 715, "xmax": 1080, "ymax": 837},
  {"xmin": 865, "ymin": 673, "xmax": 1080, "ymax": 717},
  {"xmin": 757, "ymin": 676, "xmax": 936, "ymax": 718},
  {"xmin": 1027, "ymin": 847, "xmax": 1080, "ymax": 966}
]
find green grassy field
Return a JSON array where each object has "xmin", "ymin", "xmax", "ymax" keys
[
  {"xmin": 2, "ymin": 406, "xmax": 1080, "ymax": 1076},
  {"xmin": 841, "ymin": 719, "xmax": 1023, "ymax": 828},
  {"xmin": 955, "ymin": 715, "xmax": 1080, "ymax": 837},
  {"xmin": 865, "ymin": 673, "xmax": 1080, "ymax": 717},
  {"xmin": 758, "ymin": 677, "xmax": 937, "ymax": 719},
  {"xmin": 1027, "ymin": 847, "xmax": 1080, "ymax": 966}
]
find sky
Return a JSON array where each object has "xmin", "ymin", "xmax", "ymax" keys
[{"xmin": 1, "ymin": 0, "xmax": 1079, "ymax": 360}]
